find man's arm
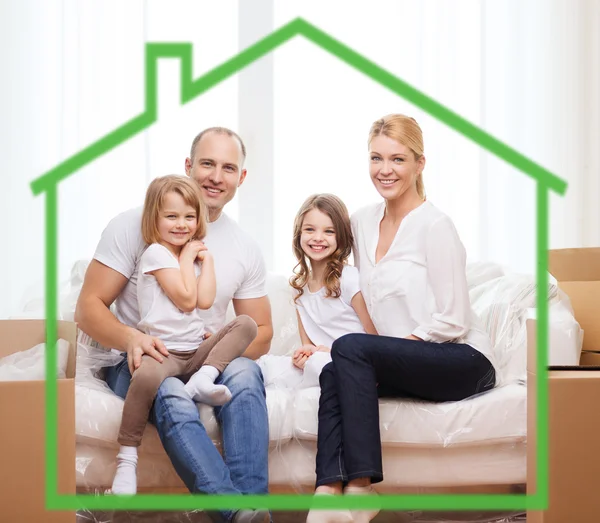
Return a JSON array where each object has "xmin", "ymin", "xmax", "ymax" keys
[
  {"xmin": 232, "ymin": 296, "xmax": 273, "ymax": 360},
  {"xmin": 75, "ymin": 260, "xmax": 169, "ymax": 373}
]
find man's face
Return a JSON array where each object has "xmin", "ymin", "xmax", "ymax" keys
[{"xmin": 185, "ymin": 132, "xmax": 247, "ymax": 220}]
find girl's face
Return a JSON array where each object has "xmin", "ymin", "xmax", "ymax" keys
[
  {"xmin": 300, "ymin": 208, "xmax": 338, "ymax": 263},
  {"xmin": 157, "ymin": 191, "xmax": 198, "ymax": 248},
  {"xmin": 369, "ymin": 134, "xmax": 425, "ymax": 201}
]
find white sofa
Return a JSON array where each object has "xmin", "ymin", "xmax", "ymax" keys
[{"xmin": 50, "ymin": 260, "xmax": 581, "ymax": 493}]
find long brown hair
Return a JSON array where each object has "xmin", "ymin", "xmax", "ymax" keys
[
  {"xmin": 141, "ymin": 175, "xmax": 208, "ymax": 245},
  {"xmin": 369, "ymin": 114, "xmax": 426, "ymax": 200},
  {"xmin": 290, "ymin": 194, "xmax": 353, "ymax": 302}
]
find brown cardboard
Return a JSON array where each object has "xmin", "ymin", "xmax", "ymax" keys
[
  {"xmin": 549, "ymin": 248, "xmax": 600, "ymax": 352},
  {"xmin": 527, "ymin": 319, "xmax": 600, "ymax": 523},
  {"xmin": 579, "ymin": 351, "xmax": 600, "ymax": 366},
  {"xmin": 0, "ymin": 320, "xmax": 76, "ymax": 523}
]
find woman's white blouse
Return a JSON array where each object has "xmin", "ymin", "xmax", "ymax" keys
[{"xmin": 351, "ymin": 201, "xmax": 495, "ymax": 367}]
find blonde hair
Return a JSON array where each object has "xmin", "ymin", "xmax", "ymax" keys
[
  {"xmin": 368, "ymin": 114, "xmax": 426, "ymax": 200},
  {"xmin": 141, "ymin": 175, "xmax": 208, "ymax": 245},
  {"xmin": 290, "ymin": 194, "xmax": 353, "ymax": 302}
]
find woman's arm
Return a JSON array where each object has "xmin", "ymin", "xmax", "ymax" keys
[
  {"xmin": 351, "ymin": 291, "xmax": 378, "ymax": 335},
  {"xmin": 411, "ymin": 216, "xmax": 471, "ymax": 342},
  {"xmin": 195, "ymin": 251, "xmax": 216, "ymax": 310}
]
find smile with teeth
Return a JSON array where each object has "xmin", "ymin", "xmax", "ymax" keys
[
  {"xmin": 378, "ymin": 179, "xmax": 398, "ymax": 185},
  {"xmin": 204, "ymin": 187, "xmax": 223, "ymax": 194},
  {"xmin": 309, "ymin": 245, "xmax": 328, "ymax": 252}
]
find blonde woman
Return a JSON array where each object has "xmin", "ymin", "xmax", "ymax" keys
[{"xmin": 307, "ymin": 115, "xmax": 497, "ymax": 523}]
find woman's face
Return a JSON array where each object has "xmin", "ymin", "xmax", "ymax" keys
[{"xmin": 369, "ymin": 134, "xmax": 425, "ymax": 202}]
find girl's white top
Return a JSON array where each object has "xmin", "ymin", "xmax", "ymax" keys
[
  {"xmin": 351, "ymin": 200, "xmax": 495, "ymax": 368},
  {"xmin": 295, "ymin": 265, "xmax": 366, "ymax": 348},
  {"xmin": 137, "ymin": 243, "xmax": 206, "ymax": 352}
]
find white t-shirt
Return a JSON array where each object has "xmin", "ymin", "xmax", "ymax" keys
[
  {"xmin": 93, "ymin": 207, "xmax": 267, "ymax": 343},
  {"xmin": 351, "ymin": 201, "xmax": 495, "ymax": 369},
  {"xmin": 136, "ymin": 243, "xmax": 206, "ymax": 352},
  {"xmin": 295, "ymin": 265, "xmax": 366, "ymax": 348}
]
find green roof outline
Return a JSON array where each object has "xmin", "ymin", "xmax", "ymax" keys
[
  {"xmin": 31, "ymin": 17, "xmax": 566, "ymax": 195},
  {"xmin": 38, "ymin": 16, "xmax": 556, "ymax": 514}
]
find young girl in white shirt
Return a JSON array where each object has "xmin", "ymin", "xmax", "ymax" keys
[
  {"xmin": 288, "ymin": 194, "xmax": 377, "ymax": 388},
  {"xmin": 112, "ymin": 175, "xmax": 257, "ymax": 495},
  {"xmin": 307, "ymin": 116, "xmax": 497, "ymax": 523}
]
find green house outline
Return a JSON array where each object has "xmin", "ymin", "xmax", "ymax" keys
[{"xmin": 31, "ymin": 17, "xmax": 566, "ymax": 514}]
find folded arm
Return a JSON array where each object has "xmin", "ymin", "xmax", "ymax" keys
[
  {"xmin": 411, "ymin": 216, "xmax": 471, "ymax": 342},
  {"xmin": 195, "ymin": 253, "xmax": 216, "ymax": 310}
]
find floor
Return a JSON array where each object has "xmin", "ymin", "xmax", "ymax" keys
[{"xmin": 76, "ymin": 510, "xmax": 527, "ymax": 522}]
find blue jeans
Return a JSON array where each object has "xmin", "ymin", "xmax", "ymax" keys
[{"xmin": 105, "ymin": 355, "xmax": 270, "ymax": 522}]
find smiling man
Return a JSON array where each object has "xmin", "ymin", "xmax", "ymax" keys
[{"xmin": 75, "ymin": 127, "xmax": 273, "ymax": 523}]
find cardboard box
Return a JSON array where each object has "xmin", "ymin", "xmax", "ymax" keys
[
  {"xmin": 528, "ymin": 248, "xmax": 600, "ymax": 521},
  {"xmin": 548, "ymin": 248, "xmax": 600, "ymax": 352},
  {"xmin": 0, "ymin": 320, "xmax": 76, "ymax": 523},
  {"xmin": 527, "ymin": 317, "xmax": 600, "ymax": 523},
  {"xmin": 579, "ymin": 351, "xmax": 600, "ymax": 367}
]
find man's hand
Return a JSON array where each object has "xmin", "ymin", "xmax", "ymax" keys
[
  {"xmin": 125, "ymin": 330, "xmax": 170, "ymax": 375},
  {"xmin": 293, "ymin": 344, "xmax": 316, "ymax": 370}
]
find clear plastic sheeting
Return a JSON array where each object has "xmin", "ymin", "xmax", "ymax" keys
[
  {"xmin": 73, "ymin": 508, "xmax": 526, "ymax": 522},
  {"xmin": 13, "ymin": 260, "xmax": 583, "ymax": 523},
  {"xmin": 15, "ymin": 259, "xmax": 93, "ymax": 321},
  {"xmin": 0, "ymin": 338, "xmax": 70, "ymax": 380}
]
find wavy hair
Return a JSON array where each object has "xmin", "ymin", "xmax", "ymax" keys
[{"xmin": 290, "ymin": 194, "xmax": 353, "ymax": 302}]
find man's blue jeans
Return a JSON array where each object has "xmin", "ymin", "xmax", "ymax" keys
[{"xmin": 105, "ymin": 355, "xmax": 269, "ymax": 522}]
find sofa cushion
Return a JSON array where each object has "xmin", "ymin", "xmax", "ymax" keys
[
  {"xmin": 292, "ymin": 383, "xmax": 526, "ymax": 447},
  {"xmin": 75, "ymin": 384, "xmax": 294, "ymax": 454}
]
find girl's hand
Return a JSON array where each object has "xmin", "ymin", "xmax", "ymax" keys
[
  {"xmin": 294, "ymin": 345, "xmax": 316, "ymax": 358},
  {"xmin": 316, "ymin": 345, "xmax": 331, "ymax": 353},
  {"xmin": 197, "ymin": 248, "xmax": 211, "ymax": 263},
  {"xmin": 180, "ymin": 240, "xmax": 204, "ymax": 263},
  {"xmin": 293, "ymin": 345, "xmax": 316, "ymax": 369},
  {"xmin": 293, "ymin": 354, "xmax": 309, "ymax": 370}
]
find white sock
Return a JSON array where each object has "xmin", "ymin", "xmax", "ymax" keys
[
  {"xmin": 111, "ymin": 445, "xmax": 138, "ymax": 495},
  {"xmin": 184, "ymin": 365, "xmax": 232, "ymax": 406}
]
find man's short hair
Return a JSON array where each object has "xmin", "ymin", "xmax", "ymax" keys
[{"xmin": 189, "ymin": 127, "xmax": 247, "ymax": 164}]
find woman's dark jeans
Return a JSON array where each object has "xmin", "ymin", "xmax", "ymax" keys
[{"xmin": 315, "ymin": 333, "xmax": 496, "ymax": 486}]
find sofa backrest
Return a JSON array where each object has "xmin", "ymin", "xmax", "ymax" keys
[{"xmin": 20, "ymin": 259, "xmax": 582, "ymax": 381}]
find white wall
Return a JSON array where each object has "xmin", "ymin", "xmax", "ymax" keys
[{"xmin": 1, "ymin": 0, "xmax": 598, "ymax": 319}]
